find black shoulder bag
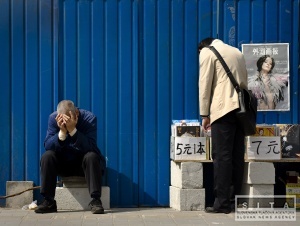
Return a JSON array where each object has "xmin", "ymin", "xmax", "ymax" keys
[{"xmin": 207, "ymin": 46, "xmax": 257, "ymax": 136}]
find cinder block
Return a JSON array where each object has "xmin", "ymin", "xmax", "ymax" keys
[
  {"xmin": 171, "ymin": 161, "xmax": 203, "ymax": 189},
  {"xmin": 55, "ymin": 186, "xmax": 110, "ymax": 210},
  {"xmin": 169, "ymin": 186, "xmax": 205, "ymax": 211},
  {"xmin": 243, "ymin": 162, "xmax": 275, "ymax": 184},
  {"xmin": 6, "ymin": 181, "xmax": 33, "ymax": 208}
]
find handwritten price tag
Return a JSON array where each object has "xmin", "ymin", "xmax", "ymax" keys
[
  {"xmin": 170, "ymin": 137, "xmax": 208, "ymax": 161},
  {"xmin": 246, "ymin": 136, "xmax": 281, "ymax": 160}
]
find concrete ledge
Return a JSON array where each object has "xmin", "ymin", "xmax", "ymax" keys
[
  {"xmin": 243, "ymin": 162, "xmax": 275, "ymax": 184},
  {"xmin": 169, "ymin": 186, "xmax": 205, "ymax": 211},
  {"xmin": 61, "ymin": 176, "xmax": 87, "ymax": 188},
  {"xmin": 55, "ymin": 186, "xmax": 110, "ymax": 210},
  {"xmin": 6, "ymin": 181, "xmax": 33, "ymax": 208},
  {"xmin": 171, "ymin": 161, "xmax": 203, "ymax": 189}
]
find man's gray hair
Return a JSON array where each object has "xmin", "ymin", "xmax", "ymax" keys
[{"xmin": 57, "ymin": 100, "xmax": 76, "ymax": 115}]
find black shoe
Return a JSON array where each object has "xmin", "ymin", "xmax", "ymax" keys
[
  {"xmin": 89, "ymin": 198, "xmax": 104, "ymax": 214},
  {"xmin": 35, "ymin": 199, "xmax": 57, "ymax": 214},
  {"xmin": 205, "ymin": 207, "xmax": 231, "ymax": 214}
]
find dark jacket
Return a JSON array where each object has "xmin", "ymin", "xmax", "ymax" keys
[{"xmin": 44, "ymin": 108, "xmax": 106, "ymax": 167}]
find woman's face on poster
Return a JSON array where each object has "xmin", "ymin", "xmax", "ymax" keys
[{"xmin": 262, "ymin": 57, "xmax": 273, "ymax": 73}]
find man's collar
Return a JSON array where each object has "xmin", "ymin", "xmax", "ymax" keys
[{"xmin": 211, "ymin": 39, "xmax": 223, "ymax": 45}]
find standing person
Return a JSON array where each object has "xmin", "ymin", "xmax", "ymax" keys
[
  {"xmin": 248, "ymin": 55, "xmax": 288, "ymax": 110},
  {"xmin": 198, "ymin": 38, "xmax": 248, "ymax": 214},
  {"xmin": 35, "ymin": 100, "xmax": 106, "ymax": 214}
]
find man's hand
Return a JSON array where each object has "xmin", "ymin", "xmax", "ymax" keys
[
  {"xmin": 63, "ymin": 111, "xmax": 78, "ymax": 133},
  {"xmin": 202, "ymin": 117, "xmax": 211, "ymax": 132},
  {"xmin": 56, "ymin": 114, "xmax": 67, "ymax": 134}
]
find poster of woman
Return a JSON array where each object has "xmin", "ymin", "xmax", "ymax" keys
[{"xmin": 242, "ymin": 43, "xmax": 290, "ymax": 111}]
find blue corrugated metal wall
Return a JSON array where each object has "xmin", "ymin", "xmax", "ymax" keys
[{"xmin": 0, "ymin": 0, "xmax": 299, "ymax": 207}]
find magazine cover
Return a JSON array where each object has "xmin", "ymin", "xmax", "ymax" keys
[
  {"xmin": 242, "ymin": 43, "xmax": 290, "ymax": 111},
  {"xmin": 276, "ymin": 124, "xmax": 300, "ymax": 158},
  {"xmin": 254, "ymin": 125, "xmax": 276, "ymax": 136}
]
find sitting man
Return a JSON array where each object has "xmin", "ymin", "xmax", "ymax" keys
[{"xmin": 35, "ymin": 100, "xmax": 106, "ymax": 214}]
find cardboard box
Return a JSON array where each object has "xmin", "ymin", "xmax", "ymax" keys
[
  {"xmin": 276, "ymin": 124, "xmax": 300, "ymax": 158},
  {"xmin": 170, "ymin": 136, "xmax": 209, "ymax": 161},
  {"xmin": 246, "ymin": 136, "xmax": 281, "ymax": 160},
  {"xmin": 253, "ymin": 125, "xmax": 276, "ymax": 136},
  {"xmin": 286, "ymin": 183, "xmax": 300, "ymax": 208}
]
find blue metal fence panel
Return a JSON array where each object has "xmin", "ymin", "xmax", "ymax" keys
[
  {"xmin": 292, "ymin": 0, "xmax": 300, "ymax": 122},
  {"xmin": 140, "ymin": 0, "xmax": 158, "ymax": 206},
  {"xmin": 11, "ymin": 0, "xmax": 25, "ymax": 181},
  {"xmin": 171, "ymin": 0, "xmax": 185, "ymax": 119},
  {"xmin": 0, "ymin": 0, "xmax": 56, "ymax": 206},
  {"xmin": 0, "ymin": 0, "xmax": 299, "ymax": 207},
  {"xmin": 118, "ymin": 0, "xmax": 137, "ymax": 207},
  {"xmin": 0, "ymin": 0, "xmax": 11, "ymax": 207},
  {"xmin": 25, "ymin": 0, "xmax": 39, "ymax": 182},
  {"xmin": 157, "ymin": 0, "xmax": 171, "ymax": 206}
]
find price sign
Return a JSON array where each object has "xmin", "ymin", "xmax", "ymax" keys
[
  {"xmin": 170, "ymin": 137, "xmax": 208, "ymax": 161},
  {"xmin": 246, "ymin": 136, "xmax": 281, "ymax": 160}
]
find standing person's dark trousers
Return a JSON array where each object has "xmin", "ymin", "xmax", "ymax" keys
[
  {"xmin": 211, "ymin": 110, "xmax": 245, "ymax": 212},
  {"xmin": 40, "ymin": 150, "xmax": 104, "ymax": 200}
]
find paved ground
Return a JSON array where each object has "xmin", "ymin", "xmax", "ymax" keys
[{"xmin": 0, "ymin": 207, "xmax": 299, "ymax": 226}]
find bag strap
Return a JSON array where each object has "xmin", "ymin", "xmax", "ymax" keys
[{"xmin": 207, "ymin": 46, "xmax": 241, "ymax": 93}]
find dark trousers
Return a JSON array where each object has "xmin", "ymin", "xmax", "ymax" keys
[
  {"xmin": 211, "ymin": 110, "xmax": 245, "ymax": 210},
  {"xmin": 40, "ymin": 150, "xmax": 104, "ymax": 199}
]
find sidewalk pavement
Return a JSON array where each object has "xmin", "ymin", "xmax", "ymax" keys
[{"xmin": 0, "ymin": 207, "xmax": 299, "ymax": 226}]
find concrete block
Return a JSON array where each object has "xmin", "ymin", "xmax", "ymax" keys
[
  {"xmin": 55, "ymin": 186, "xmax": 110, "ymax": 210},
  {"xmin": 169, "ymin": 186, "xmax": 205, "ymax": 211},
  {"xmin": 242, "ymin": 184, "xmax": 274, "ymax": 196},
  {"xmin": 6, "ymin": 181, "xmax": 33, "ymax": 208},
  {"xmin": 241, "ymin": 184, "xmax": 274, "ymax": 208},
  {"xmin": 171, "ymin": 161, "xmax": 203, "ymax": 189},
  {"xmin": 243, "ymin": 162, "xmax": 275, "ymax": 184}
]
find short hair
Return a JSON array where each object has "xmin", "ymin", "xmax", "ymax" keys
[
  {"xmin": 198, "ymin": 37, "xmax": 215, "ymax": 51},
  {"xmin": 57, "ymin": 100, "xmax": 76, "ymax": 115},
  {"xmin": 256, "ymin": 55, "xmax": 275, "ymax": 74}
]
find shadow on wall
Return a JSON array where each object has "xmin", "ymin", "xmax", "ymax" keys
[{"xmin": 105, "ymin": 167, "xmax": 160, "ymax": 208}]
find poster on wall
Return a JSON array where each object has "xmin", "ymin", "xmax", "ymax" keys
[{"xmin": 242, "ymin": 43, "xmax": 290, "ymax": 111}]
